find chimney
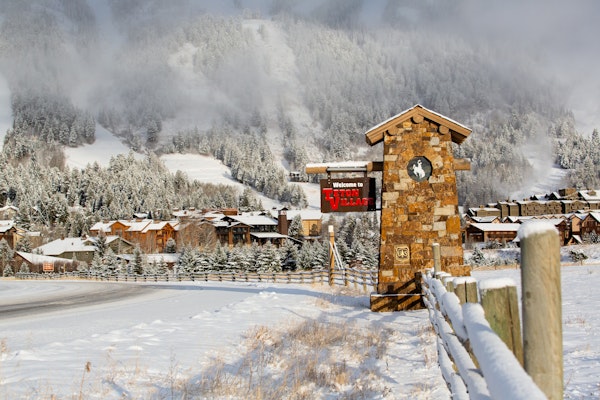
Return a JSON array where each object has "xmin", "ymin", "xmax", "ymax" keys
[{"xmin": 278, "ymin": 208, "xmax": 289, "ymax": 236}]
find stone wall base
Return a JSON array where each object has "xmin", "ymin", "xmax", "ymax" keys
[{"xmin": 370, "ymin": 293, "xmax": 424, "ymax": 312}]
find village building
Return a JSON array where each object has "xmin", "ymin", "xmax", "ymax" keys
[
  {"xmin": 0, "ymin": 220, "xmax": 17, "ymax": 248},
  {"xmin": 90, "ymin": 219, "xmax": 178, "ymax": 253},
  {"xmin": 14, "ymin": 252, "xmax": 75, "ymax": 273},
  {"xmin": 465, "ymin": 223, "xmax": 522, "ymax": 245},
  {"xmin": 268, "ymin": 208, "xmax": 323, "ymax": 238},
  {"xmin": 35, "ymin": 237, "xmax": 97, "ymax": 263},
  {"xmin": 496, "ymin": 201, "xmax": 520, "ymax": 219},
  {"xmin": 581, "ymin": 212, "xmax": 600, "ymax": 239},
  {"xmin": 464, "ymin": 215, "xmax": 501, "ymax": 224},
  {"xmin": 466, "ymin": 206, "xmax": 501, "ymax": 218},
  {"xmin": 34, "ymin": 235, "xmax": 133, "ymax": 263},
  {"xmin": 214, "ymin": 213, "xmax": 286, "ymax": 247}
]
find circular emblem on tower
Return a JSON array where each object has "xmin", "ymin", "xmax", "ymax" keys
[{"xmin": 407, "ymin": 156, "xmax": 432, "ymax": 182}]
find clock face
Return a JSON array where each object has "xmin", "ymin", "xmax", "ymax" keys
[{"xmin": 407, "ymin": 156, "xmax": 432, "ymax": 182}]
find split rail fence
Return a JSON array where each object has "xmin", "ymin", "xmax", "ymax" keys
[
  {"xmin": 16, "ymin": 268, "xmax": 378, "ymax": 292},
  {"xmin": 424, "ymin": 224, "xmax": 562, "ymax": 399}
]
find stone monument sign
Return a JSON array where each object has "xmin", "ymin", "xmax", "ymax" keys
[{"xmin": 366, "ymin": 104, "xmax": 472, "ymax": 311}]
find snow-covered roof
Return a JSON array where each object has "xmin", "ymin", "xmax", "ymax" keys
[
  {"xmin": 250, "ymin": 232, "xmax": 288, "ymax": 239},
  {"xmin": 539, "ymin": 218, "xmax": 567, "ymax": 226},
  {"xmin": 0, "ymin": 220, "xmax": 15, "ymax": 233},
  {"xmin": 89, "ymin": 221, "xmax": 113, "ymax": 233},
  {"xmin": 126, "ymin": 220, "xmax": 153, "ymax": 232},
  {"xmin": 589, "ymin": 212, "xmax": 600, "ymax": 223},
  {"xmin": 305, "ymin": 161, "xmax": 378, "ymax": 173},
  {"xmin": 142, "ymin": 221, "xmax": 177, "ymax": 233},
  {"xmin": 579, "ymin": 190, "xmax": 600, "ymax": 201},
  {"xmin": 229, "ymin": 214, "xmax": 277, "ymax": 227},
  {"xmin": 83, "ymin": 235, "xmax": 132, "ymax": 247},
  {"xmin": 469, "ymin": 216, "xmax": 499, "ymax": 223},
  {"xmin": 468, "ymin": 223, "xmax": 521, "ymax": 232},
  {"xmin": 16, "ymin": 251, "xmax": 73, "ymax": 265},
  {"xmin": 35, "ymin": 238, "xmax": 96, "ymax": 256}
]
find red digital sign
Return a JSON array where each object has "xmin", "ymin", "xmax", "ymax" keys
[{"xmin": 320, "ymin": 178, "xmax": 376, "ymax": 213}]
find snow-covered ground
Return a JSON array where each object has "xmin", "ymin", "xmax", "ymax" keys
[
  {"xmin": 1, "ymin": 258, "xmax": 599, "ymax": 399},
  {"xmin": 64, "ymin": 124, "xmax": 139, "ymax": 169},
  {"xmin": 0, "ymin": 281, "xmax": 447, "ymax": 399}
]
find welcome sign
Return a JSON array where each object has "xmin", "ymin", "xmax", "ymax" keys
[{"xmin": 320, "ymin": 178, "xmax": 376, "ymax": 213}]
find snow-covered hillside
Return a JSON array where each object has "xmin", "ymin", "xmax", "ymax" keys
[{"xmin": 63, "ymin": 124, "xmax": 137, "ymax": 168}]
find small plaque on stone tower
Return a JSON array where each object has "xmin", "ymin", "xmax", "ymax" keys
[{"xmin": 395, "ymin": 245, "xmax": 410, "ymax": 263}]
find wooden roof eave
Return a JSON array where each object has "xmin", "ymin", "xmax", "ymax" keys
[{"xmin": 365, "ymin": 105, "xmax": 471, "ymax": 146}]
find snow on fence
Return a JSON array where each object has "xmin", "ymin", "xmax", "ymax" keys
[
  {"xmin": 423, "ymin": 271, "xmax": 545, "ymax": 399},
  {"xmin": 15, "ymin": 268, "xmax": 378, "ymax": 292},
  {"xmin": 424, "ymin": 223, "xmax": 563, "ymax": 400}
]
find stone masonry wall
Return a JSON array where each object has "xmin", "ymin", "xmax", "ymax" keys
[{"xmin": 377, "ymin": 118, "xmax": 469, "ymax": 297}]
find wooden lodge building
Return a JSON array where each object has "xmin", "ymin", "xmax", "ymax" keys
[
  {"xmin": 88, "ymin": 207, "xmax": 323, "ymax": 252},
  {"xmin": 464, "ymin": 189, "xmax": 600, "ymax": 246},
  {"xmin": 467, "ymin": 189, "xmax": 600, "ymax": 220}
]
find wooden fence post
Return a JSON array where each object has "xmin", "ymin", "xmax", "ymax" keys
[
  {"xmin": 479, "ymin": 279, "xmax": 524, "ymax": 366},
  {"xmin": 519, "ymin": 222, "xmax": 562, "ymax": 400},
  {"xmin": 454, "ymin": 277, "xmax": 478, "ymax": 304},
  {"xmin": 328, "ymin": 225, "xmax": 335, "ymax": 286},
  {"xmin": 432, "ymin": 243, "xmax": 441, "ymax": 275}
]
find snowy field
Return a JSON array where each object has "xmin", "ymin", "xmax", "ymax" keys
[{"xmin": 1, "ymin": 262, "xmax": 599, "ymax": 399}]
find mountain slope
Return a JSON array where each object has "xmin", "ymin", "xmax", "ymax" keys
[{"xmin": 0, "ymin": 0, "xmax": 597, "ymax": 206}]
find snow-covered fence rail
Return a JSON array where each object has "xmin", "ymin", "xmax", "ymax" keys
[
  {"xmin": 15, "ymin": 268, "xmax": 378, "ymax": 291},
  {"xmin": 423, "ymin": 270, "xmax": 546, "ymax": 400}
]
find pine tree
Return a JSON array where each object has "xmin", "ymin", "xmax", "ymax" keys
[
  {"xmin": 256, "ymin": 242, "xmax": 281, "ymax": 273},
  {"xmin": 132, "ymin": 245, "xmax": 144, "ymax": 275},
  {"xmin": 211, "ymin": 243, "xmax": 229, "ymax": 272},
  {"xmin": 94, "ymin": 234, "xmax": 108, "ymax": 258},
  {"xmin": 279, "ymin": 240, "xmax": 299, "ymax": 270},
  {"xmin": 0, "ymin": 239, "xmax": 14, "ymax": 272},
  {"xmin": 91, "ymin": 253, "xmax": 104, "ymax": 274},
  {"xmin": 19, "ymin": 262, "xmax": 29, "ymax": 273},
  {"xmin": 3, "ymin": 264, "xmax": 13, "ymax": 277},
  {"xmin": 15, "ymin": 235, "xmax": 32, "ymax": 253},
  {"xmin": 288, "ymin": 214, "xmax": 304, "ymax": 239},
  {"xmin": 156, "ymin": 258, "xmax": 168, "ymax": 275},
  {"xmin": 164, "ymin": 237, "xmax": 177, "ymax": 253},
  {"xmin": 103, "ymin": 248, "xmax": 118, "ymax": 274},
  {"xmin": 297, "ymin": 241, "xmax": 314, "ymax": 270},
  {"xmin": 178, "ymin": 246, "xmax": 198, "ymax": 273}
]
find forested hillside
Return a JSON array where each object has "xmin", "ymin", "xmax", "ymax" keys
[{"xmin": 0, "ymin": 0, "xmax": 598, "ymax": 212}]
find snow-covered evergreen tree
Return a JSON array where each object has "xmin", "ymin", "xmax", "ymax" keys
[
  {"xmin": 0, "ymin": 239, "xmax": 14, "ymax": 272},
  {"xmin": 132, "ymin": 245, "xmax": 144, "ymax": 275},
  {"xmin": 164, "ymin": 237, "xmax": 177, "ymax": 254},
  {"xmin": 256, "ymin": 241, "xmax": 281, "ymax": 273},
  {"xmin": 19, "ymin": 262, "xmax": 29, "ymax": 273},
  {"xmin": 178, "ymin": 246, "xmax": 198, "ymax": 273},
  {"xmin": 3, "ymin": 264, "xmax": 14, "ymax": 277},
  {"xmin": 287, "ymin": 214, "xmax": 304, "ymax": 239}
]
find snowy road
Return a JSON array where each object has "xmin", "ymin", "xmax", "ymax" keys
[{"xmin": 0, "ymin": 281, "xmax": 149, "ymax": 319}]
